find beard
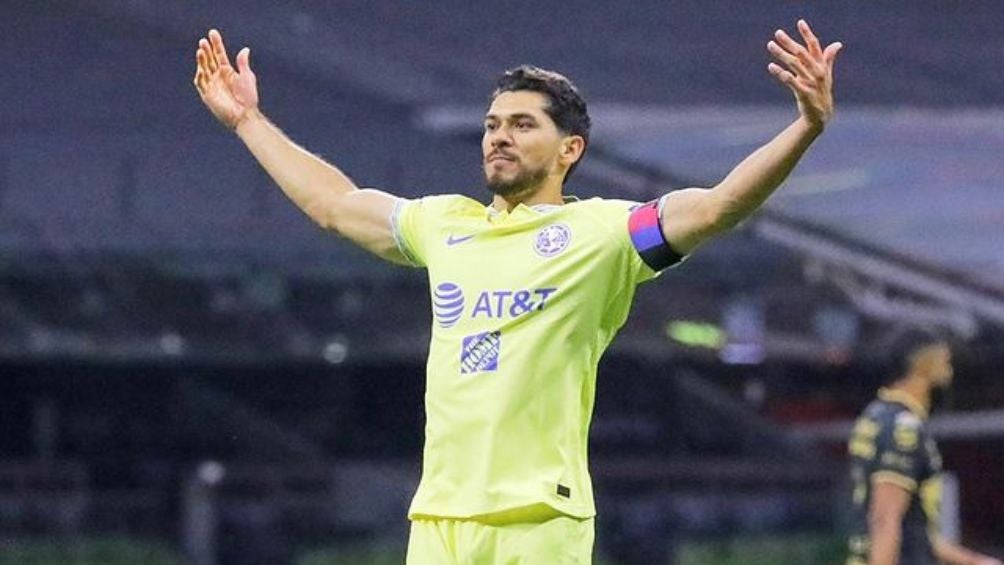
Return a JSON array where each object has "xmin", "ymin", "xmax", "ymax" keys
[
  {"xmin": 929, "ymin": 383, "xmax": 953, "ymax": 413},
  {"xmin": 485, "ymin": 160, "xmax": 549, "ymax": 199}
]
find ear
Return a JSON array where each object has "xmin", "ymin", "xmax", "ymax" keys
[{"xmin": 559, "ymin": 135, "xmax": 586, "ymax": 167}]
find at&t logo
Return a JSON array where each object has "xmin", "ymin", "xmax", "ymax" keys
[{"xmin": 433, "ymin": 283, "xmax": 464, "ymax": 328}]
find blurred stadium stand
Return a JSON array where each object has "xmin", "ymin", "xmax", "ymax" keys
[{"xmin": 2, "ymin": 1, "xmax": 1003, "ymax": 563}]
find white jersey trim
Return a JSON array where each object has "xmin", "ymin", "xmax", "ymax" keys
[{"xmin": 390, "ymin": 198, "xmax": 422, "ymax": 267}]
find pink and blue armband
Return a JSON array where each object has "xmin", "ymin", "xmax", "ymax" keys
[{"xmin": 628, "ymin": 198, "xmax": 683, "ymax": 271}]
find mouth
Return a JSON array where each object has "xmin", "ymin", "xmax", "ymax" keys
[{"xmin": 487, "ymin": 153, "xmax": 517, "ymax": 164}]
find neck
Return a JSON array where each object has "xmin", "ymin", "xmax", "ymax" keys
[
  {"xmin": 490, "ymin": 176, "xmax": 565, "ymax": 212},
  {"xmin": 888, "ymin": 374, "xmax": 932, "ymax": 414}
]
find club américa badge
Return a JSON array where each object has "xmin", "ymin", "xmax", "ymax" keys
[{"xmin": 534, "ymin": 223, "xmax": 571, "ymax": 257}]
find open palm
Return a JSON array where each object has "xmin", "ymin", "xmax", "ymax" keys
[
  {"xmin": 767, "ymin": 20, "xmax": 842, "ymax": 128},
  {"xmin": 193, "ymin": 29, "xmax": 258, "ymax": 129}
]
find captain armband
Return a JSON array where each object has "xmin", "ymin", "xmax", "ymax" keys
[{"xmin": 628, "ymin": 196, "xmax": 684, "ymax": 271}]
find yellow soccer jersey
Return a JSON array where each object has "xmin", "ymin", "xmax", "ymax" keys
[{"xmin": 392, "ymin": 194, "xmax": 679, "ymax": 520}]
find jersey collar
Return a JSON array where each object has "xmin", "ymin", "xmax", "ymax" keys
[
  {"xmin": 878, "ymin": 387, "xmax": 929, "ymax": 419},
  {"xmin": 486, "ymin": 195, "xmax": 580, "ymax": 221}
]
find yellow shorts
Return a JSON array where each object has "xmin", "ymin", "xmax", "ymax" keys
[{"xmin": 406, "ymin": 506, "xmax": 594, "ymax": 564}]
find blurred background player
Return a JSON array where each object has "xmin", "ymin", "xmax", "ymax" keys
[
  {"xmin": 194, "ymin": 19, "xmax": 840, "ymax": 563},
  {"xmin": 846, "ymin": 330, "xmax": 1002, "ymax": 565}
]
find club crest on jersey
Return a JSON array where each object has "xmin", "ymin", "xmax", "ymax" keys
[
  {"xmin": 433, "ymin": 282, "xmax": 464, "ymax": 328},
  {"xmin": 534, "ymin": 223, "xmax": 571, "ymax": 257}
]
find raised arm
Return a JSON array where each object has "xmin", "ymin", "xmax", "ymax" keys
[
  {"xmin": 658, "ymin": 20, "xmax": 842, "ymax": 255},
  {"xmin": 192, "ymin": 29, "xmax": 407, "ymax": 264}
]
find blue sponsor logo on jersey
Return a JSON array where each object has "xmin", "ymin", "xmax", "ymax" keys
[
  {"xmin": 433, "ymin": 282, "xmax": 464, "ymax": 328},
  {"xmin": 461, "ymin": 330, "xmax": 501, "ymax": 373},
  {"xmin": 432, "ymin": 284, "xmax": 558, "ymax": 324},
  {"xmin": 471, "ymin": 288, "xmax": 557, "ymax": 319}
]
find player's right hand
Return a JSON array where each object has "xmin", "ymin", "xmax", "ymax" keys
[{"xmin": 193, "ymin": 29, "xmax": 259, "ymax": 129}]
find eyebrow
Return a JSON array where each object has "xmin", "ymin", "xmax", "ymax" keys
[{"xmin": 484, "ymin": 112, "xmax": 539, "ymax": 122}]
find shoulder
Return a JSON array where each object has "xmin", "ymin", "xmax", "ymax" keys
[
  {"xmin": 561, "ymin": 198, "xmax": 645, "ymax": 247},
  {"xmin": 409, "ymin": 193, "xmax": 484, "ymax": 215},
  {"xmin": 563, "ymin": 197, "xmax": 642, "ymax": 227},
  {"xmin": 572, "ymin": 197, "xmax": 643, "ymax": 213},
  {"xmin": 873, "ymin": 402, "xmax": 924, "ymax": 452},
  {"xmin": 399, "ymin": 194, "xmax": 488, "ymax": 236},
  {"xmin": 865, "ymin": 399, "xmax": 902, "ymax": 426},
  {"xmin": 873, "ymin": 399, "xmax": 925, "ymax": 431}
]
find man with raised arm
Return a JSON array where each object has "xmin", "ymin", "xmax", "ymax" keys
[{"xmin": 194, "ymin": 20, "xmax": 841, "ymax": 564}]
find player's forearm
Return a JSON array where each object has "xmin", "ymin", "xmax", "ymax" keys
[
  {"xmin": 706, "ymin": 116, "xmax": 822, "ymax": 231},
  {"xmin": 934, "ymin": 536, "xmax": 994, "ymax": 565},
  {"xmin": 235, "ymin": 109, "xmax": 359, "ymax": 229},
  {"xmin": 868, "ymin": 514, "xmax": 903, "ymax": 565}
]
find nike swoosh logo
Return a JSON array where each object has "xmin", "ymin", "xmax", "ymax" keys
[{"xmin": 446, "ymin": 234, "xmax": 476, "ymax": 246}]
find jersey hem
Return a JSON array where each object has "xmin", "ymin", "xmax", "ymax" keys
[
  {"xmin": 871, "ymin": 470, "xmax": 918, "ymax": 492},
  {"xmin": 408, "ymin": 500, "xmax": 595, "ymax": 523}
]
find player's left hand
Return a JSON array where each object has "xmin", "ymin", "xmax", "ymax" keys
[{"xmin": 767, "ymin": 19, "xmax": 842, "ymax": 130}]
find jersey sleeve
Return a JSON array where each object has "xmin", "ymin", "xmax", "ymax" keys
[
  {"xmin": 871, "ymin": 410, "xmax": 926, "ymax": 492},
  {"xmin": 391, "ymin": 196, "xmax": 438, "ymax": 268}
]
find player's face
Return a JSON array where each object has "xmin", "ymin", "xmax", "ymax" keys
[
  {"xmin": 917, "ymin": 343, "xmax": 954, "ymax": 389},
  {"xmin": 482, "ymin": 91, "xmax": 565, "ymax": 198}
]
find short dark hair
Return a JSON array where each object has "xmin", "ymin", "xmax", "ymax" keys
[
  {"xmin": 885, "ymin": 328, "xmax": 947, "ymax": 382},
  {"xmin": 491, "ymin": 65, "xmax": 591, "ymax": 181}
]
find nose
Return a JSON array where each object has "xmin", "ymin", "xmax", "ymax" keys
[{"xmin": 489, "ymin": 126, "xmax": 513, "ymax": 148}]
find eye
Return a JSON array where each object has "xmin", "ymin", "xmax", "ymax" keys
[
  {"xmin": 484, "ymin": 121, "xmax": 498, "ymax": 131},
  {"xmin": 516, "ymin": 120, "xmax": 535, "ymax": 130}
]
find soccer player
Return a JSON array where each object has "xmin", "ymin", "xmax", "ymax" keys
[
  {"xmin": 847, "ymin": 330, "xmax": 1002, "ymax": 565},
  {"xmin": 195, "ymin": 19, "xmax": 840, "ymax": 563}
]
